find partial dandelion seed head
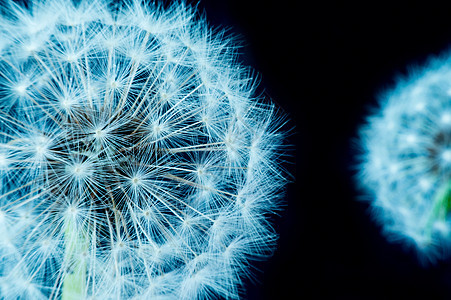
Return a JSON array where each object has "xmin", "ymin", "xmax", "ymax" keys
[
  {"xmin": 0, "ymin": 0, "xmax": 289, "ymax": 299},
  {"xmin": 358, "ymin": 53, "xmax": 451, "ymax": 262}
]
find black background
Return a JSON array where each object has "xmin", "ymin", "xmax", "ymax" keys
[{"xmin": 192, "ymin": 0, "xmax": 451, "ymax": 299}]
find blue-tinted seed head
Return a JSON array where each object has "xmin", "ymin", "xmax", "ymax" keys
[{"xmin": 0, "ymin": 0, "xmax": 289, "ymax": 299}]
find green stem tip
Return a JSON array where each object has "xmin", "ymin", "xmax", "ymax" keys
[{"xmin": 62, "ymin": 218, "xmax": 88, "ymax": 300}]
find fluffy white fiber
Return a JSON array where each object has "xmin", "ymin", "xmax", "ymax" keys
[
  {"xmin": 358, "ymin": 55, "xmax": 451, "ymax": 262},
  {"xmin": 0, "ymin": 0, "xmax": 288, "ymax": 298}
]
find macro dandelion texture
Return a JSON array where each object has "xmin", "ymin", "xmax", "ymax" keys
[{"xmin": 0, "ymin": 0, "xmax": 291, "ymax": 299}]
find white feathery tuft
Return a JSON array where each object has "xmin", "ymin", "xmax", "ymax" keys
[{"xmin": 0, "ymin": 0, "xmax": 289, "ymax": 299}]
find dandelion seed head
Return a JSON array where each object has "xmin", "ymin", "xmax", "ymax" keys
[
  {"xmin": 358, "ymin": 54, "xmax": 451, "ymax": 261},
  {"xmin": 0, "ymin": 0, "xmax": 289, "ymax": 298}
]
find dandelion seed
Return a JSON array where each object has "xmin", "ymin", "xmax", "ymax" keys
[{"xmin": 0, "ymin": 0, "xmax": 289, "ymax": 299}]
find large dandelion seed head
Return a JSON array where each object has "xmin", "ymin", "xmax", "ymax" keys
[
  {"xmin": 358, "ymin": 55, "xmax": 451, "ymax": 261},
  {"xmin": 0, "ymin": 0, "xmax": 288, "ymax": 299}
]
